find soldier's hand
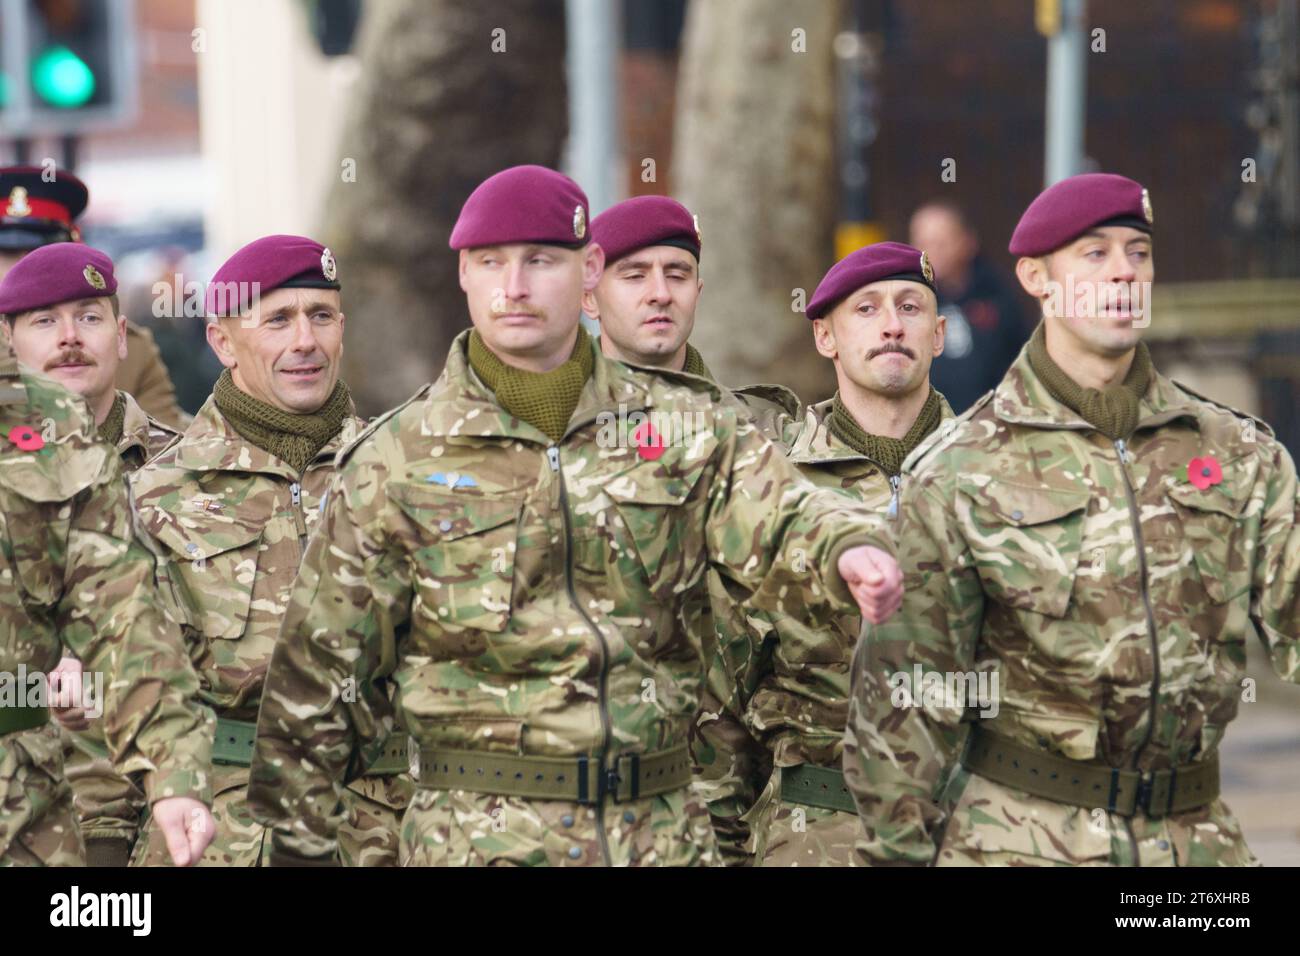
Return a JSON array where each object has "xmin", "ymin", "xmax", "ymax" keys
[
  {"xmin": 838, "ymin": 545, "xmax": 903, "ymax": 624},
  {"xmin": 153, "ymin": 797, "xmax": 215, "ymax": 866},
  {"xmin": 48, "ymin": 656, "xmax": 91, "ymax": 731}
]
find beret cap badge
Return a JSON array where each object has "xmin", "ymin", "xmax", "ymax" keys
[
  {"xmin": 693, "ymin": 213, "xmax": 702, "ymax": 242},
  {"xmin": 572, "ymin": 204, "xmax": 586, "ymax": 240},
  {"xmin": 920, "ymin": 250, "xmax": 934, "ymax": 284},
  {"xmin": 83, "ymin": 264, "xmax": 107, "ymax": 290},
  {"xmin": 320, "ymin": 247, "xmax": 338, "ymax": 281},
  {"xmin": 6, "ymin": 186, "xmax": 32, "ymax": 217},
  {"xmin": 1141, "ymin": 188, "xmax": 1154, "ymax": 225}
]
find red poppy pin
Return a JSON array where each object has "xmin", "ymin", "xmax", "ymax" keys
[
  {"xmin": 7, "ymin": 425, "xmax": 44, "ymax": 452},
  {"xmin": 632, "ymin": 421, "xmax": 665, "ymax": 461},
  {"xmin": 1187, "ymin": 455, "xmax": 1222, "ymax": 491}
]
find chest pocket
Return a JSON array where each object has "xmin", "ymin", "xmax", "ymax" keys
[
  {"xmin": 602, "ymin": 453, "xmax": 711, "ymax": 602},
  {"xmin": 1166, "ymin": 453, "xmax": 1256, "ymax": 606},
  {"xmin": 390, "ymin": 484, "xmax": 522, "ymax": 634},
  {"xmin": 957, "ymin": 478, "xmax": 1091, "ymax": 619},
  {"xmin": 0, "ymin": 445, "xmax": 106, "ymax": 608},
  {"xmin": 139, "ymin": 506, "xmax": 263, "ymax": 640}
]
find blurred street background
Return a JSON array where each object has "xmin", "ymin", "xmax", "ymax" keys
[{"xmin": 1, "ymin": 0, "xmax": 1297, "ymax": 863}]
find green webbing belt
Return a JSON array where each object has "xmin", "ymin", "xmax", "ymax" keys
[
  {"xmin": 0, "ymin": 704, "xmax": 49, "ymax": 737},
  {"xmin": 414, "ymin": 745, "xmax": 692, "ymax": 805},
  {"xmin": 779, "ymin": 763, "xmax": 858, "ymax": 814},
  {"xmin": 961, "ymin": 724, "xmax": 1219, "ymax": 818},
  {"xmin": 213, "ymin": 715, "xmax": 409, "ymax": 775},
  {"xmin": 213, "ymin": 716, "xmax": 256, "ymax": 766}
]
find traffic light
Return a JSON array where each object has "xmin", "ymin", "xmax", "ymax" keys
[{"xmin": 0, "ymin": 0, "xmax": 137, "ymax": 137}]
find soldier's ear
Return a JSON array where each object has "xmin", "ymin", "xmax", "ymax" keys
[
  {"xmin": 457, "ymin": 250, "xmax": 470, "ymax": 294},
  {"xmin": 583, "ymin": 243, "xmax": 606, "ymax": 291},
  {"xmin": 205, "ymin": 317, "xmax": 237, "ymax": 369},
  {"xmin": 932, "ymin": 312, "xmax": 946, "ymax": 358},
  {"xmin": 1015, "ymin": 256, "xmax": 1050, "ymax": 299},
  {"xmin": 580, "ymin": 288, "xmax": 599, "ymax": 320},
  {"xmin": 116, "ymin": 315, "xmax": 128, "ymax": 362},
  {"xmin": 811, "ymin": 317, "xmax": 837, "ymax": 360}
]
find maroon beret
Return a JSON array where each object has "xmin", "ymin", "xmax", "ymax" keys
[
  {"xmin": 449, "ymin": 165, "xmax": 590, "ymax": 250},
  {"xmin": 1009, "ymin": 173, "xmax": 1153, "ymax": 257},
  {"xmin": 205, "ymin": 234, "xmax": 339, "ymax": 317},
  {"xmin": 590, "ymin": 195, "xmax": 701, "ymax": 265},
  {"xmin": 0, "ymin": 165, "xmax": 89, "ymax": 251},
  {"xmin": 806, "ymin": 241, "xmax": 936, "ymax": 321},
  {"xmin": 0, "ymin": 242, "xmax": 116, "ymax": 315}
]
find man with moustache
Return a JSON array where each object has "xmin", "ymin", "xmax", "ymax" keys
[
  {"xmin": 582, "ymin": 194, "xmax": 802, "ymax": 864},
  {"xmin": 0, "ymin": 244, "xmax": 215, "ymax": 867},
  {"xmin": 2, "ymin": 244, "xmax": 180, "ymax": 866},
  {"xmin": 845, "ymin": 173, "xmax": 1300, "ymax": 866},
  {"xmin": 707, "ymin": 243, "xmax": 955, "ymax": 865},
  {"xmin": 0, "ymin": 165, "xmax": 189, "ymax": 428},
  {"xmin": 126, "ymin": 235, "xmax": 410, "ymax": 866},
  {"xmin": 246, "ymin": 165, "xmax": 903, "ymax": 866}
]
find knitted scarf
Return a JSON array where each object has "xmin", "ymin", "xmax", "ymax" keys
[
  {"xmin": 1026, "ymin": 322, "xmax": 1152, "ymax": 440},
  {"xmin": 213, "ymin": 369, "xmax": 350, "ymax": 474},
  {"xmin": 682, "ymin": 343, "xmax": 713, "ymax": 380},
  {"xmin": 97, "ymin": 391, "xmax": 127, "ymax": 448},
  {"xmin": 828, "ymin": 386, "xmax": 944, "ymax": 477},
  {"xmin": 468, "ymin": 326, "xmax": 595, "ymax": 442}
]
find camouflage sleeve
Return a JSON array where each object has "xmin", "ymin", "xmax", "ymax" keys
[
  {"xmin": 65, "ymin": 723, "xmax": 149, "ymax": 859},
  {"xmin": 690, "ymin": 581, "xmax": 773, "ymax": 866},
  {"xmin": 704, "ymin": 413, "xmax": 893, "ymax": 625},
  {"xmin": 842, "ymin": 478, "xmax": 982, "ymax": 865},
  {"xmin": 59, "ymin": 464, "xmax": 214, "ymax": 806},
  {"xmin": 248, "ymin": 470, "xmax": 407, "ymax": 864},
  {"xmin": 1250, "ymin": 440, "xmax": 1300, "ymax": 681}
]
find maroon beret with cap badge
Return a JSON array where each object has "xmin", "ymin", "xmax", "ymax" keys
[
  {"xmin": 806, "ymin": 241, "xmax": 936, "ymax": 321},
  {"xmin": 0, "ymin": 242, "xmax": 116, "ymax": 315},
  {"xmin": 589, "ymin": 195, "xmax": 701, "ymax": 265},
  {"xmin": 205, "ymin": 234, "xmax": 339, "ymax": 317},
  {"xmin": 1008, "ymin": 172, "xmax": 1153, "ymax": 257},
  {"xmin": 449, "ymin": 165, "xmax": 590, "ymax": 251}
]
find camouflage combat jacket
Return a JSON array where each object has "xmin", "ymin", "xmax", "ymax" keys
[
  {"xmin": 844, "ymin": 345, "xmax": 1300, "ymax": 866},
  {"xmin": 0, "ymin": 355, "xmax": 212, "ymax": 823},
  {"xmin": 132, "ymin": 395, "xmax": 364, "ymax": 719},
  {"xmin": 248, "ymin": 330, "xmax": 891, "ymax": 866}
]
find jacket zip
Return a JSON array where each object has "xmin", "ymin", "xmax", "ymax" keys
[
  {"xmin": 549, "ymin": 443, "xmax": 613, "ymax": 866},
  {"xmin": 289, "ymin": 480, "xmax": 308, "ymax": 554},
  {"xmin": 887, "ymin": 474, "xmax": 902, "ymax": 520},
  {"xmin": 1113, "ymin": 436, "xmax": 1160, "ymax": 866}
]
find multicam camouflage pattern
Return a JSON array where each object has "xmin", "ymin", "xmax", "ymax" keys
[
  {"xmin": 248, "ymin": 330, "xmax": 891, "ymax": 866},
  {"xmin": 697, "ymin": 395, "xmax": 953, "ymax": 866},
  {"xmin": 0, "ymin": 356, "xmax": 213, "ymax": 866},
  {"xmin": 62, "ymin": 391, "xmax": 180, "ymax": 863},
  {"xmin": 844, "ymin": 345, "xmax": 1300, "ymax": 866},
  {"xmin": 123, "ymin": 395, "xmax": 408, "ymax": 866}
]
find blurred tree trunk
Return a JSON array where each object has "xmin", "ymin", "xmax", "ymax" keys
[
  {"xmin": 672, "ymin": 0, "xmax": 843, "ymax": 400},
  {"xmin": 324, "ymin": 0, "xmax": 568, "ymax": 416}
]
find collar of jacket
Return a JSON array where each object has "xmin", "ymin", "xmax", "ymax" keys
[
  {"xmin": 428, "ymin": 327, "xmax": 723, "ymax": 442},
  {"xmin": 117, "ymin": 389, "xmax": 179, "ymax": 460},
  {"xmin": 170, "ymin": 391, "xmax": 364, "ymax": 480},
  {"xmin": 993, "ymin": 340, "xmax": 1203, "ymax": 434},
  {"xmin": 787, "ymin": 392, "xmax": 956, "ymax": 467}
]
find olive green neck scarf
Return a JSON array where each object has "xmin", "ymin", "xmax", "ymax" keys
[
  {"xmin": 468, "ymin": 325, "xmax": 595, "ymax": 442},
  {"xmin": 828, "ymin": 386, "xmax": 944, "ymax": 477},
  {"xmin": 1026, "ymin": 322, "xmax": 1152, "ymax": 440},
  {"xmin": 97, "ymin": 391, "xmax": 126, "ymax": 448},
  {"xmin": 213, "ymin": 369, "xmax": 351, "ymax": 474},
  {"xmin": 682, "ymin": 343, "xmax": 713, "ymax": 380}
]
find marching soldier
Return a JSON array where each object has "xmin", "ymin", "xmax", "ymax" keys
[
  {"xmin": 247, "ymin": 165, "xmax": 903, "ymax": 866},
  {"xmin": 845, "ymin": 173, "xmax": 1300, "ymax": 866},
  {"xmin": 0, "ymin": 247, "xmax": 215, "ymax": 867},
  {"xmin": 1, "ymin": 244, "xmax": 179, "ymax": 865},
  {"xmin": 582, "ymin": 196, "xmax": 803, "ymax": 863},
  {"xmin": 0, "ymin": 165, "xmax": 189, "ymax": 429},
  {"xmin": 126, "ymin": 235, "xmax": 410, "ymax": 866},
  {"xmin": 706, "ymin": 243, "xmax": 955, "ymax": 865}
]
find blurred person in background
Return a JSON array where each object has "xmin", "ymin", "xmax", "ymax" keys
[{"xmin": 909, "ymin": 198, "xmax": 1028, "ymax": 413}]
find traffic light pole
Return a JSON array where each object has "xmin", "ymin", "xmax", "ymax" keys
[{"xmin": 0, "ymin": 0, "xmax": 34, "ymax": 136}]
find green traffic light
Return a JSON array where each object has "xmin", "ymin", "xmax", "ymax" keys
[
  {"xmin": 0, "ymin": 74, "xmax": 8, "ymax": 108},
  {"xmin": 32, "ymin": 46, "xmax": 96, "ymax": 108}
]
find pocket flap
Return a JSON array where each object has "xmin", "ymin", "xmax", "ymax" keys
[
  {"xmin": 139, "ymin": 504, "xmax": 264, "ymax": 560},
  {"xmin": 958, "ymin": 477, "xmax": 1091, "ymax": 526},
  {"xmin": 388, "ymin": 484, "xmax": 522, "ymax": 540},
  {"xmin": 1165, "ymin": 453, "xmax": 1256, "ymax": 520}
]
